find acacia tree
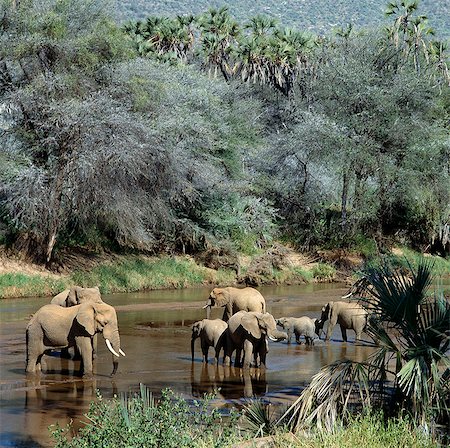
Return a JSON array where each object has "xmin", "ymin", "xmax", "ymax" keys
[{"xmin": 1, "ymin": 1, "xmax": 274, "ymax": 263}]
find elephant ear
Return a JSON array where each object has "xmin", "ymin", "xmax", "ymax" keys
[
  {"xmin": 241, "ymin": 314, "xmax": 262, "ymax": 339},
  {"xmin": 212, "ymin": 289, "xmax": 228, "ymax": 307},
  {"xmin": 75, "ymin": 303, "xmax": 96, "ymax": 336},
  {"xmin": 326, "ymin": 302, "xmax": 334, "ymax": 320}
]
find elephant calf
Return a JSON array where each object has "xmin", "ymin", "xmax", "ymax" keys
[
  {"xmin": 191, "ymin": 319, "xmax": 228, "ymax": 364},
  {"xmin": 276, "ymin": 316, "xmax": 319, "ymax": 345}
]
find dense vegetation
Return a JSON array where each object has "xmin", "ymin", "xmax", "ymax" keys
[{"xmin": 0, "ymin": 0, "xmax": 449, "ymax": 269}]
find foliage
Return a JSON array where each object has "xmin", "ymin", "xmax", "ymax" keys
[
  {"xmin": 0, "ymin": 272, "xmax": 68, "ymax": 298},
  {"xmin": 311, "ymin": 263, "xmax": 336, "ymax": 281},
  {"xmin": 269, "ymin": 412, "xmax": 439, "ymax": 447},
  {"xmin": 0, "ymin": 0, "xmax": 270, "ymax": 263},
  {"xmin": 257, "ymin": 30, "xmax": 449, "ymax": 250},
  {"xmin": 51, "ymin": 386, "xmax": 243, "ymax": 448},
  {"xmin": 1, "ymin": 0, "xmax": 449, "ymax": 262},
  {"xmin": 280, "ymin": 260, "xmax": 450, "ymax": 440},
  {"xmin": 70, "ymin": 256, "xmax": 210, "ymax": 293}
]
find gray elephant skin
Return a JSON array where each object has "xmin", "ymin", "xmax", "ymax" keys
[
  {"xmin": 317, "ymin": 301, "xmax": 368, "ymax": 342},
  {"xmin": 51, "ymin": 286, "xmax": 102, "ymax": 307},
  {"xmin": 191, "ymin": 319, "xmax": 228, "ymax": 364},
  {"xmin": 203, "ymin": 287, "xmax": 266, "ymax": 321},
  {"xmin": 26, "ymin": 302, "xmax": 125, "ymax": 377},
  {"xmin": 276, "ymin": 316, "xmax": 319, "ymax": 345},
  {"xmin": 224, "ymin": 311, "xmax": 287, "ymax": 368},
  {"xmin": 51, "ymin": 286, "xmax": 103, "ymax": 359}
]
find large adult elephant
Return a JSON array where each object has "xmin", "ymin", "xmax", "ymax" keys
[
  {"xmin": 316, "ymin": 301, "xmax": 368, "ymax": 342},
  {"xmin": 203, "ymin": 287, "xmax": 266, "ymax": 322},
  {"xmin": 191, "ymin": 319, "xmax": 228, "ymax": 364},
  {"xmin": 224, "ymin": 311, "xmax": 287, "ymax": 368},
  {"xmin": 51, "ymin": 286, "xmax": 102, "ymax": 307},
  {"xmin": 26, "ymin": 302, "xmax": 125, "ymax": 377}
]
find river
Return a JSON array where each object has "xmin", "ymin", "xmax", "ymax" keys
[{"xmin": 0, "ymin": 283, "xmax": 378, "ymax": 447}]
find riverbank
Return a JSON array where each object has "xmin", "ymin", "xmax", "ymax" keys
[{"xmin": 0, "ymin": 244, "xmax": 448, "ymax": 299}]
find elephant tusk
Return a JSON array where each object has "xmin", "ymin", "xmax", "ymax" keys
[
  {"xmin": 202, "ymin": 304, "xmax": 209, "ymax": 309},
  {"xmin": 341, "ymin": 292, "xmax": 353, "ymax": 299},
  {"xmin": 119, "ymin": 349, "xmax": 126, "ymax": 357},
  {"xmin": 268, "ymin": 335, "xmax": 279, "ymax": 342},
  {"xmin": 105, "ymin": 339, "xmax": 120, "ymax": 357}
]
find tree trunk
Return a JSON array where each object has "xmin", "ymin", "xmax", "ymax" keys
[{"xmin": 341, "ymin": 171, "xmax": 349, "ymax": 234}]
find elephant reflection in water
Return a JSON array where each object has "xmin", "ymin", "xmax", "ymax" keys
[
  {"xmin": 23, "ymin": 378, "xmax": 118, "ymax": 447},
  {"xmin": 190, "ymin": 363, "xmax": 267, "ymax": 400},
  {"xmin": 318, "ymin": 343, "xmax": 367, "ymax": 367}
]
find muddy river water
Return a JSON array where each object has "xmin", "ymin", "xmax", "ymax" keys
[{"xmin": 0, "ymin": 284, "xmax": 378, "ymax": 447}]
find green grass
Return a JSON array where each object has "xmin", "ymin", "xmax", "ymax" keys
[
  {"xmin": 70, "ymin": 256, "xmax": 212, "ymax": 293},
  {"xmin": 311, "ymin": 263, "xmax": 336, "ymax": 282},
  {"xmin": 0, "ymin": 273, "xmax": 68, "ymax": 299},
  {"xmin": 270, "ymin": 413, "xmax": 439, "ymax": 447}
]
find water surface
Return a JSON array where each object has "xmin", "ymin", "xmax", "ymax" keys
[{"xmin": 0, "ymin": 284, "xmax": 377, "ymax": 447}]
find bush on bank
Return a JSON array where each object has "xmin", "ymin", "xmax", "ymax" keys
[{"xmin": 50, "ymin": 388, "xmax": 439, "ymax": 448}]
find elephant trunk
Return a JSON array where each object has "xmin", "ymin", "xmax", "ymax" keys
[
  {"xmin": 203, "ymin": 299, "xmax": 213, "ymax": 319},
  {"xmin": 103, "ymin": 328, "xmax": 124, "ymax": 376},
  {"xmin": 268, "ymin": 329, "xmax": 287, "ymax": 342}
]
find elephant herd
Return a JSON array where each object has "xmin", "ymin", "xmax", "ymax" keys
[
  {"xmin": 25, "ymin": 285, "xmax": 368, "ymax": 378},
  {"xmin": 192, "ymin": 286, "xmax": 369, "ymax": 369}
]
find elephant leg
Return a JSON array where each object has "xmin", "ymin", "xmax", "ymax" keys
[
  {"xmin": 234, "ymin": 347, "xmax": 243, "ymax": 368},
  {"xmin": 224, "ymin": 334, "xmax": 233, "ymax": 367},
  {"xmin": 242, "ymin": 340, "xmax": 253, "ymax": 369},
  {"xmin": 76, "ymin": 337, "xmax": 93, "ymax": 377},
  {"xmin": 92, "ymin": 334, "xmax": 98, "ymax": 359},
  {"xmin": 295, "ymin": 331, "xmax": 301, "ymax": 344},
  {"xmin": 258, "ymin": 339, "xmax": 268, "ymax": 368},
  {"xmin": 340, "ymin": 325, "xmax": 348, "ymax": 342},
  {"xmin": 201, "ymin": 341, "xmax": 209, "ymax": 363},
  {"xmin": 287, "ymin": 329, "xmax": 292, "ymax": 344},
  {"xmin": 326, "ymin": 319, "xmax": 337, "ymax": 340},
  {"xmin": 305, "ymin": 336, "xmax": 311, "ymax": 346}
]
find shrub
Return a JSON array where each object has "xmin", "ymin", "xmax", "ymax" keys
[{"xmin": 51, "ymin": 386, "xmax": 242, "ymax": 448}]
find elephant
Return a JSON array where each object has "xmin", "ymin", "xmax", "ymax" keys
[
  {"xmin": 191, "ymin": 319, "xmax": 228, "ymax": 364},
  {"xmin": 276, "ymin": 316, "xmax": 319, "ymax": 345},
  {"xmin": 224, "ymin": 311, "xmax": 287, "ymax": 368},
  {"xmin": 26, "ymin": 302, "xmax": 125, "ymax": 377},
  {"xmin": 51, "ymin": 286, "xmax": 102, "ymax": 307},
  {"xmin": 203, "ymin": 287, "xmax": 266, "ymax": 322},
  {"xmin": 316, "ymin": 301, "xmax": 368, "ymax": 342}
]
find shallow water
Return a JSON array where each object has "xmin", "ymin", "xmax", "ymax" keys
[{"xmin": 0, "ymin": 284, "xmax": 377, "ymax": 447}]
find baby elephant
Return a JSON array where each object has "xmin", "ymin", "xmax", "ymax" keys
[
  {"xmin": 276, "ymin": 316, "xmax": 319, "ymax": 345},
  {"xmin": 191, "ymin": 319, "xmax": 228, "ymax": 364}
]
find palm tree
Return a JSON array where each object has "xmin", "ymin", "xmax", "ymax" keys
[
  {"xmin": 280, "ymin": 260, "xmax": 449, "ymax": 437},
  {"xmin": 196, "ymin": 7, "xmax": 240, "ymax": 81}
]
